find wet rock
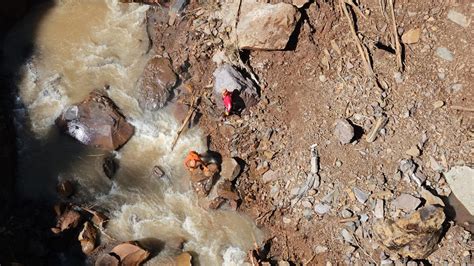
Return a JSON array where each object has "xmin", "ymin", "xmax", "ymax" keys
[
  {"xmin": 56, "ymin": 180, "xmax": 74, "ymax": 198},
  {"xmin": 138, "ymin": 56, "xmax": 177, "ymax": 111},
  {"xmin": 189, "ymin": 163, "xmax": 219, "ymax": 197},
  {"xmin": 152, "ymin": 165, "xmax": 164, "ymax": 178},
  {"xmin": 314, "ymin": 203, "xmax": 331, "ymax": 215},
  {"xmin": 220, "ymin": 158, "xmax": 241, "ymax": 181},
  {"xmin": 334, "ymin": 119, "xmax": 354, "ymax": 144},
  {"xmin": 56, "ymin": 90, "xmax": 134, "ymax": 150},
  {"xmin": 444, "ymin": 166, "xmax": 474, "ymax": 215},
  {"xmin": 78, "ymin": 222, "xmax": 97, "ymax": 255},
  {"xmin": 401, "ymin": 28, "xmax": 421, "ymax": 44},
  {"xmin": 83, "ymin": 208, "xmax": 108, "ymax": 229},
  {"xmin": 435, "ymin": 47, "xmax": 454, "ymax": 61},
  {"xmin": 174, "ymin": 252, "xmax": 192, "ymax": 266},
  {"xmin": 96, "ymin": 253, "xmax": 120, "ymax": 266},
  {"xmin": 110, "ymin": 242, "xmax": 150, "ymax": 266},
  {"xmin": 103, "ymin": 154, "xmax": 118, "ymax": 179},
  {"xmin": 236, "ymin": 1, "xmax": 300, "ymax": 50},
  {"xmin": 217, "ymin": 180, "xmax": 240, "ymax": 201},
  {"xmin": 209, "ymin": 197, "xmax": 226, "ymax": 210},
  {"xmin": 447, "ymin": 10, "xmax": 470, "ymax": 28},
  {"xmin": 353, "ymin": 187, "xmax": 369, "ymax": 204},
  {"xmin": 392, "ymin": 194, "xmax": 421, "ymax": 211},
  {"xmin": 51, "ymin": 204, "xmax": 81, "ymax": 234},
  {"xmin": 213, "ymin": 64, "xmax": 259, "ymax": 110},
  {"xmin": 373, "ymin": 205, "xmax": 445, "ymax": 259}
]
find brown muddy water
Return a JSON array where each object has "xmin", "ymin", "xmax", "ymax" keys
[{"xmin": 3, "ymin": 0, "xmax": 263, "ymax": 264}]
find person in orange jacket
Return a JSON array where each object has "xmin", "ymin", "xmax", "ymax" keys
[{"xmin": 184, "ymin": 150, "xmax": 207, "ymax": 171}]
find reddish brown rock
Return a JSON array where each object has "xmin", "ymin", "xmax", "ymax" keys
[
  {"xmin": 236, "ymin": 1, "xmax": 300, "ymax": 50},
  {"xmin": 51, "ymin": 204, "xmax": 81, "ymax": 234},
  {"xmin": 56, "ymin": 180, "xmax": 74, "ymax": 198},
  {"xmin": 138, "ymin": 56, "xmax": 177, "ymax": 110},
  {"xmin": 78, "ymin": 222, "xmax": 97, "ymax": 255},
  {"xmin": 110, "ymin": 241, "xmax": 150, "ymax": 266},
  {"xmin": 56, "ymin": 89, "xmax": 134, "ymax": 151}
]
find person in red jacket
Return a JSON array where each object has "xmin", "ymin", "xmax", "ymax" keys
[{"xmin": 222, "ymin": 89, "xmax": 233, "ymax": 116}]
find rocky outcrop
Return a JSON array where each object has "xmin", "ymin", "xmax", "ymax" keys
[
  {"xmin": 373, "ymin": 205, "xmax": 445, "ymax": 259},
  {"xmin": 138, "ymin": 56, "xmax": 177, "ymax": 111},
  {"xmin": 56, "ymin": 89, "xmax": 134, "ymax": 151},
  {"xmin": 213, "ymin": 64, "xmax": 259, "ymax": 111},
  {"xmin": 236, "ymin": 1, "xmax": 300, "ymax": 50}
]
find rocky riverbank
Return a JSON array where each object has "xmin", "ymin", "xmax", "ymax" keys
[{"xmin": 1, "ymin": 0, "xmax": 472, "ymax": 265}]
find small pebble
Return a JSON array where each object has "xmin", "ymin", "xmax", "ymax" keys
[
  {"xmin": 319, "ymin": 75, "xmax": 327, "ymax": 82},
  {"xmin": 433, "ymin": 100, "xmax": 444, "ymax": 109},
  {"xmin": 436, "ymin": 47, "xmax": 454, "ymax": 61}
]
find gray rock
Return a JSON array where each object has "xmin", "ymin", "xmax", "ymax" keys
[
  {"xmin": 429, "ymin": 156, "xmax": 444, "ymax": 172},
  {"xmin": 353, "ymin": 187, "xmax": 369, "ymax": 204},
  {"xmin": 314, "ymin": 203, "xmax": 331, "ymax": 215},
  {"xmin": 213, "ymin": 64, "xmax": 259, "ymax": 109},
  {"xmin": 436, "ymin": 47, "xmax": 454, "ymax": 61},
  {"xmin": 450, "ymin": 83, "xmax": 463, "ymax": 93},
  {"xmin": 444, "ymin": 166, "xmax": 474, "ymax": 215},
  {"xmin": 262, "ymin": 169, "xmax": 278, "ymax": 183},
  {"xmin": 360, "ymin": 214, "xmax": 369, "ymax": 223},
  {"xmin": 447, "ymin": 10, "xmax": 470, "ymax": 28},
  {"xmin": 341, "ymin": 209, "xmax": 353, "ymax": 218},
  {"xmin": 341, "ymin": 228, "xmax": 354, "ymax": 244},
  {"xmin": 314, "ymin": 245, "xmax": 328, "ymax": 254},
  {"xmin": 374, "ymin": 199, "xmax": 384, "ymax": 219},
  {"xmin": 322, "ymin": 190, "xmax": 335, "ymax": 204},
  {"xmin": 237, "ymin": 1, "xmax": 300, "ymax": 50},
  {"xmin": 334, "ymin": 119, "xmax": 355, "ymax": 144},
  {"xmin": 220, "ymin": 158, "xmax": 241, "ymax": 181},
  {"xmin": 392, "ymin": 194, "xmax": 421, "ymax": 211},
  {"xmin": 394, "ymin": 72, "xmax": 403, "ymax": 83}
]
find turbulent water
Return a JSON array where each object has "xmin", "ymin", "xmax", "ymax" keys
[{"xmin": 3, "ymin": 0, "xmax": 263, "ymax": 264}]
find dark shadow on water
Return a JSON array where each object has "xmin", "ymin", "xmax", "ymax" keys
[{"xmin": 0, "ymin": 1, "xmax": 95, "ymax": 264}]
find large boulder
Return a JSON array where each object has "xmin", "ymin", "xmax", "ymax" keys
[
  {"xmin": 213, "ymin": 64, "xmax": 259, "ymax": 111},
  {"xmin": 138, "ymin": 56, "xmax": 177, "ymax": 110},
  {"xmin": 373, "ymin": 205, "xmax": 445, "ymax": 259},
  {"xmin": 236, "ymin": 1, "xmax": 300, "ymax": 50},
  {"xmin": 444, "ymin": 166, "xmax": 474, "ymax": 215},
  {"xmin": 56, "ymin": 90, "xmax": 134, "ymax": 150}
]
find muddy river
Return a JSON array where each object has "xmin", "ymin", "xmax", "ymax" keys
[{"xmin": 3, "ymin": 0, "xmax": 263, "ymax": 264}]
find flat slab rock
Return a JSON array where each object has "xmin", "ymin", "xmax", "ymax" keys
[
  {"xmin": 56, "ymin": 89, "xmax": 134, "ymax": 150},
  {"xmin": 236, "ymin": 0, "xmax": 300, "ymax": 50},
  {"xmin": 444, "ymin": 166, "xmax": 474, "ymax": 215},
  {"xmin": 138, "ymin": 56, "xmax": 177, "ymax": 110}
]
